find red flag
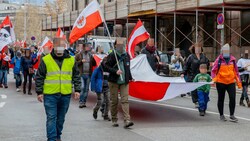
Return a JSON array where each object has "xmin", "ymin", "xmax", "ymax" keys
[
  {"xmin": 69, "ymin": 0, "xmax": 104, "ymax": 44},
  {"xmin": 0, "ymin": 16, "xmax": 15, "ymax": 41},
  {"xmin": 37, "ymin": 36, "xmax": 53, "ymax": 56},
  {"xmin": 126, "ymin": 20, "xmax": 150, "ymax": 59},
  {"xmin": 56, "ymin": 28, "xmax": 66, "ymax": 39}
]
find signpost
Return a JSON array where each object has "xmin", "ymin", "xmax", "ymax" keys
[{"xmin": 217, "ymin": 13, "xmax": 224, "ymax": 29}]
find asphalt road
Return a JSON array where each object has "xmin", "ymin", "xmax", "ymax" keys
[{"xmin": 0, "ymin": 74, "xmax": 250, "ymax": 141}]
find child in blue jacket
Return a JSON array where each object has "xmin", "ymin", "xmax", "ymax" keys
[
  {"xmin": 10, "ymin": 51, "xmax": 22, "ymax": 92},
  {"xmin": 91, "ymin": 57, "xmax": 110, "ymax": 121}
]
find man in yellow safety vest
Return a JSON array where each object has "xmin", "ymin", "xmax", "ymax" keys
[{"xmin": 35, "ymin": 37, "xmax": 81, "ymax": 141}]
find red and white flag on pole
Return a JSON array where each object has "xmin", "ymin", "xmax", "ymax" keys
[
  {"xmin": 69, "ymin": 0, "xmax": 104, "ymax": 44},
  {"xmin": 56, "ymin": 28, "xmax": 66, "ymax": 39},
  {"xmin": 38, "ymin": 36, "xmax": 53, "ymax": 56},
  {"xmin": 126, "ymin": 20, "xmax": 150, "ymax": 59},
  {"xmin": 0, "ymin": 16, "xmax": 16, "ymax": 51}
]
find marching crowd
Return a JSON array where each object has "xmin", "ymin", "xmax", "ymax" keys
[{"xmin": 2, "ymin": 37, "xmax": 250, "ymax": 141}]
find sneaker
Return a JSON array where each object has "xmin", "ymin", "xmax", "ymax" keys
[
  {"xmin": 103, "ymin": 115, "xmax": 111, "ymax": 121},
  {"xmin": 220, "ymin": 115, "xmax": 227, "ymax": 121},
  {"xmin": 124, "ymin": 120, "xmax": 134, "ymax": 128},
  {"xmin": 195, "ymin": 102, "xmax": 199, "ymax": 108},
  {"xmin": 79, "ymin": 103, "xmax": 86, "ymax": 108},
  {"xmin": 23, "ymin": 90, "xmax": 26, "ymax": 94},
  {"xmin": 28, "ymin": 91, "xmax": 32, "ymax": 95},
  {"xmin": 112, "ymin": 121, "xmax": 119, "ymax": 127},
  {"xmin": 239, "ymin": 100, "xmax": 246, "ymax": 106},
  {"xmin": 4, "ymin": 85, "xmax": 8, "ymax": 88},
  {"xmin": 0, "ymin": 84, "xmax": 3, "ymax": 88},
  {"xmin": 16, "ymin": 88, "xmax": 21, "ymax": 92},
  {"xmin": 180, "ymin": 94, "xmax": 186, "ymax": 97},
  {"xmin": 229, "ymin": 115, "xmax": 238, "ymax": 122},
  {"xmin": 247, "ymin": 101, "xmax": 250, "ymax": 108},
  {"xmin": 93, "ymin": 110, "xmax": 97, "ymax": 119},
  {"xmin": 199, "ymin": 111, "xmax": 205, "ymax": 116}
]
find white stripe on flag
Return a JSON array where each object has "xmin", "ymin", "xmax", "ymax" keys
[{"xmin": 128, "ymin": 26, "xmax": 148, "ymax": 57}]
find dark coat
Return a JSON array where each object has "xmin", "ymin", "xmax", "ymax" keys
[
  {"xmin": 75, "ymin": 51, "xmax": 96, "ymax": 76},
  {"xmin": 35, "ymin": 49, "xmax": 81, "ymax": 95},
  {"xmin": 141, "ymin": 48, "xmax": 159, "ymax": 71},
  {"xmin": 183, "ymin": 53, "xmax": 210, "ymax": 82},
  {"xmin": 104, "ymin": 51, "xmax": 132, "ymax": 84}
]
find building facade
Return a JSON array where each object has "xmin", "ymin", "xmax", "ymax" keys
[{"xmin": 42, "ymin": 0, "xmax": 250, "ymax": 60}]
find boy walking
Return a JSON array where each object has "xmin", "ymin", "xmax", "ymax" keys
[
  {"xmin": 91, "ymin": 57, "xmax": 111, "ymax": 121},
  {"xmin": 193, "ymin": 64, "xmax": 212, "ymax": 116},
  {"xmin": 10, "ymin": 51, "xmax": 22, "ymax": 92}
]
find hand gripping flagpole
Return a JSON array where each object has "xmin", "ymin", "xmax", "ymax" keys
[{"xmin": 103, "ymin": 21, "xmax": 123, "ymax": 81}]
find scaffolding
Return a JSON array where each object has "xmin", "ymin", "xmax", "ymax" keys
[{"xmin": 41, "ymin": 0, "xmax": 250, "ymax": 60}]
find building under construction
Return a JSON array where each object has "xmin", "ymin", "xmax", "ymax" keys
[{"xmin": 42, "ymin": 0, "xmax": 250, "ymax": 60}]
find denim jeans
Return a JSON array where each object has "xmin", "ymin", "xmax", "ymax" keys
[
  {"xmin": 0, "ymin": 69, "xmax": 8, "ymax": 86},
  {"xmin": 241, "ymin": 85, "xmax": 249, "ymax": 101},
  {"xmin": 44, "ymin": 94, "xmax": 71, "ymax": 141},
  {"xmin": 79, "ymin": 74, "xmax": 90, "ymax": 103},
  {"xmin": 197, "ymin": 91, "xmax": 209, "ymax": 111},
  {"xmin": 14, "ymin": 74, "xmax": 22, "ymax": 88}
]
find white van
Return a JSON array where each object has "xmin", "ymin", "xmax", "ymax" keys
[{"xmin": 88, "ymin": 36, "xmax": 116, "ymax": 54}]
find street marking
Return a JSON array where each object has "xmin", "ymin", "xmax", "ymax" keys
[
  {"xmin": 1, "ymin": 95, "xmax": 7, "ymax": 99},
  {"xmin": 130, "ymin": 98, "xmax": 250, "ymax": 122},
  {"xmin": 0, "ymin": 95, "xmax": 7, "ymax": 108},
  {"xmin": 0, "ymin": 102, "xmax": 6, "ymax": 108}
]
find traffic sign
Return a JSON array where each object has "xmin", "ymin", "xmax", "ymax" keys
[{"xmin": 217, "ymin": 13, "xmax": 224, "ymax": 25}]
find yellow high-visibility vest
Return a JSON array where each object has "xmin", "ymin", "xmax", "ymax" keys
[{"xmin": 43, "ymin": 54, "xmax": 74, "ymax": 95}]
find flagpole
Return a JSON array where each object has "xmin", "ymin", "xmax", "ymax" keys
[{"xmin": 103, "ymin": 21, "xmax": 123, "ymax": 81}]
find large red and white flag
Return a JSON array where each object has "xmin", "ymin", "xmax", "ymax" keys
[
  {"xmin": 0, "ymin": 16, "xmax": 16, "ymax": 51},
  {"xmin": 127, "ymin": 20, "xmax": 150, "ymax": 59},
  {"xmin": 69, "ymin": 0, "xmax": 104, "ymax": 44},
  {"xmin": 129, "ymin": 55, "xmax": 210, "ymax": 101},
  {"xmin": 56, "ymin": 28, "xmax": 66, "ymax": 39}
]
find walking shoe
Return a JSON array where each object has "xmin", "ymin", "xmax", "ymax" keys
[
  {"xmin": 23, "ymin": 89, "xmax": 26, "ymax": 94},
  {"xmin": 16, "ymin": 88, "xmax": 21, "ymax": 92},
  {"xmin": 103, "ymin": 115, "xmax": 111, "ymax": 121},
  {"xmin": 93, "ymin": 110, "xmax": 97, "ymax": 119},
  {"xmin": 195, "ymin": 102, "xmax": 199, "ymax": 108},
  {"xmin": 180, "ymin": 94, "xmax": 186, "ymax": 97},
  {"xmin": 4, "ymin": 85, "xmax": 8, "ymax": 88},
  {"xmin": 79, "ymin": 103, "xmax": 86, "ymax": 108},
  {"xmin": 112, "ymin": 121, "xmax": 119, "ymax": 127},
  {"xmin": 247, "ymin": 101, "xmax": 250, "ymax": 108},
  {"xmin": 220, "ymin": 115, "xmax": 227, "ymax": 121},
  {"xmin": 0, "ymin": 84, "xmax": 3, "ymax": 88},
  {"xmin": 199, "ymin": 111, "xmax": 205, "ymax": 116},
  {"xmin": 28, "ymin": 91, "xmax": 32, "ymax": 95},
  {"xmin": 56, "ymin": 139, "xmax": 61, "ymax": 141},
  {"xmin": 239, "ymin": 100, "xmax": 245, "ymax": 106},
  {"xmin": 124, "ymin": 120, "xmax": 134, "ymax": 128},
  {"xmin": 229, "ymin": 115, "xmax": 238, "ymax": 122}
]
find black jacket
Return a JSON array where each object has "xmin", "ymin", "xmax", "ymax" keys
[
  {"xmin": 141, "ymin": 48, "xmax": 159, "ymax": 71},
  {"xmin": 104, "ymin": 51, "xmax": 132, "ymax": 84},
  {"xmin": 183, "ymin": 53, "xmax": 210, "ymax": 82},
  {"xmin": 35, "ymin": 49, "xmax": 81, "ymax": 95}
]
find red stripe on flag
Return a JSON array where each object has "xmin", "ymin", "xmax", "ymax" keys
[
  {"xmin": 129, "ymin": 81, "xmax": 170, "ymax": 101},
  {"xmin": 69, "ymin": 11, "xmax": 103, "ymax": 44}
]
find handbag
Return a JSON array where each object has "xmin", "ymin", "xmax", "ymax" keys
[{"xmin": 29, "ymin": 67, "xmax": 34, "ymax": 74}]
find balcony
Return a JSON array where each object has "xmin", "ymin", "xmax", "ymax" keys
[
  {"xmin": 176, "ymin": 0, "xmax": 197, "ymax": 10},
  {"xmin": 157, "ymin": 0, "xmax": 175, "ymax": 13}
]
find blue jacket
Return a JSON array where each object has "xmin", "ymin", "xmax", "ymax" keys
[
  {"xmin": 11, "ymin": 56, "xmax": 22, "ymax": 74},
  {"xmin": 91, "ymin": 66, "xmax": 104, "ymax": 93}
]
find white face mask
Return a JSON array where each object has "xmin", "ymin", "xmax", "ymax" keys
[{"xmin": 54, "ymin": 46, "xmax": 65, "ymax": 56}]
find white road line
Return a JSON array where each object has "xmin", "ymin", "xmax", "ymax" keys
[
  {"xmin": 130, "ymin": 98, "xmax": 250, "ymax": 122},
  {"xmin": 0, "ymin": 102, "xmax": 6, "ymax": 108},
  {"xmin": 1, "ymin": 95, "xmax": 7, "ymax": 99}
]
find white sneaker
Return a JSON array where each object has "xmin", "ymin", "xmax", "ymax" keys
[{"xmin": 16, "ymin": 88, "xmax": 21, "ymax": 92}]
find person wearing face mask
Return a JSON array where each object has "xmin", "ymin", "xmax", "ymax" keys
[
  {"xmin": 21, "ymin": 49, "xmax": 35, "ymax": 95},
  {"xmin": 237, "ymin": 50, "xmax": 250, "ymax": 107},
  {"xmin": 104, "ymin": 38, "xmax": 134, "ymax": 128},
  {"xmin": 181, "ymin": 43, "xmax": 210, "ymax": 108},
  {"xmin": 0, "ymin": 46, "xmax": 11, "ymax": 88},
  {"xmin": 212, "ymin": 44, "xmax": 242, "ymax": 122},
  {"xmin": 35, "ymin": 38, "xmax": 81, "ymax": 141},
  {"xmin": 141, "ymin": 38, "xmax": 161, "ymax": 72},
  {"xmin": 75, "ymin": 43, "xmax": 96, "ymax": 108},
  {"xmin": 10, "ymin": 51, "xmax": 23, "ymax": 92}
]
